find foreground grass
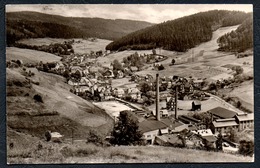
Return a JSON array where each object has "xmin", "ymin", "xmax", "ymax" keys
[
  {"xmin": 8, "ymin": 141, "xmax": 253, "ymax": 164},
  {"xmin": 64, "ymin": 145, "xmax": 253, "ymax": 163}
]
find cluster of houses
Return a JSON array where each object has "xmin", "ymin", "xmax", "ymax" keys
[
  {"xmin": 123, "ymin": 104, "xmax": 253, "ymax": 150},
  {"xmin": 34, "ymin": 47, "xmax": 254, "ymax": 151}
]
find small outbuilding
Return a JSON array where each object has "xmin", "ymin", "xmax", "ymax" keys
[{"xmin": 192, "ymin": 100, "xmax": 201, "ymax": 111}]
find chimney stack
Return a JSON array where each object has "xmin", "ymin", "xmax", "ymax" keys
[
  {"xmin": 175, "ymin": 86, "xmax": 178, "ymax": 119},
  {"xmin": 156, "ymin": 73, "xmax": 160, "ymax": 121}
]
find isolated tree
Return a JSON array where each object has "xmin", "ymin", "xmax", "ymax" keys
[
  {"xmin": 208, "ymin": 83, "xmax": 217, "ymax": 91},
  {"xmin": 236, "ymin": 100, "xmax": 242, "ymax": 108},
  {"xmin": 45, "ymin": 131, "xmax": 51, "ymax": 142},
  {"xmin": 71, "ymin": 70, "xmax": 82, "ymax": 80},
  {"xmin": 34, "ymin": 94, "xmax": 43, "ymax": 103},
  {"xmin": 216, "ymin": 133, "xmax": 223, "ymax": 151},
  {"xmin": 171, "ymin": 58, "xmax": 176, "ymax": 65},
  {"xmin": 111, "ymin": 111, "xmax": 142, "ymax": 145},
  {"xmin": 112, "ymin": 59, "xmax": 123, "ymax": 71},
  {"xmin": 232, "ymin": 66, "xmax": 244, "ymax": 76},
  {"xmin": 63, "ymin": 69, "xmax": 70, "ymax": 79},
  {"xmin": 158, "ymin": 64, "xmax": 165, "ymax": 70},
  {"xmin": 140, "ymin": 82, "xmax": 152, "ymax": 95},
  {"xmin": 152, "ymin": 48, "xmax": 156, "ymax": 55}
]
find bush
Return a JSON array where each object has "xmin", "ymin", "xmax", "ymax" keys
[
  {"xmin": 109, "ymin": 150, "xmax": 133, "ymax": 160},
  {"xmin": 34, "ymin": 94, "xmax": 43, "ymax": 103},
  {"xmin": 61, "ymin": 144, "xmax": 99, "ymax": 157},
  {"xmin": 45, "ymin": 131, "xmax": 51, "ymax": 142},
  {"xmin": 171, "ymin": 59, "xmax": 176, "ymax": 65},
  {"xmin": 111, "ymin": 111, "xmax": 143, "ymax": 145},
  {"xmin": 239, "ymin": 140, "xmax": 254, "ymax": 156},
  {"xmin": 87, "ymin": 130, "xmax": 104, "ymax": 146},
  {"xmin": 158, "ymin": 64, "xmax": 165, "ymax": 70}
]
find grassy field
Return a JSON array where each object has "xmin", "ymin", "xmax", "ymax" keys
[
  {"xmin": 18, "ymin": 38, "xmax": 66, "ymax": 46},
  {"xmin": 18, "ymin": 38, "xmax": 112, "ymax": 54},
  {"xmin": 229, "ymin": 80, "xmax": 254, "ymax": 112},
  {"xmin": 72, "ymin": 38, "xmax": 112, "ymax": 54},
  {"xmin": 6, "ymin": 47, "xmax": 61, "ymax": 64},
  {"xmin": 7, "ymin": 139, "xmax": 253, "ymax": 164}
]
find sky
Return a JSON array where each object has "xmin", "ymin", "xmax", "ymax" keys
[{"xmin": 6, "ymin": 4, "xmax": 253, "ymax": 23}]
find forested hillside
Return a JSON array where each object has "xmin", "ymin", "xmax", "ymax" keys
[
  {"xmin": 217, "ymin": 13, "xmax": 253, "ymax": 52},
  {"xmin": 105, "ymin": 10, "xmax": 251, "ymax": 52},
  {"xmin": 6, "ymin": 11, "xmax": 153, "ymax": 46}
]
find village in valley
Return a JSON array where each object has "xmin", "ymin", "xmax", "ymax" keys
[{"xmin": 5, "ymin": 5, "xmax": 254, "ymax": 163}]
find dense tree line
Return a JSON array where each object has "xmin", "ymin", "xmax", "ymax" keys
[
  {"xmin": 106, "ymin": 10, "xmax": 250, "ymax": 52},
  {"xmin": 217, "ymin": 13, "xmax": 253, "ymax": 52},
  {"xmin": 9, "ymin": 40, "xmax": 74, "ymax": 56},
  {"xmin": 6, "ymin": 11, "xmax": 153, "ymax": 46},
  {"xmin": 122, "ymin": 52, "xmax": 145, "ymax": 70},
  {"xmin": 6, "ymin": 20, "xmax": 83, "ymax": 46}
]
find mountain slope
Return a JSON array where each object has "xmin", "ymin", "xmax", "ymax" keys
[
  {"xmin": 105, "ymin": 10, "xmax": 251, "ymax": 52},
  {"xmin": 217, "ymin": 13, "xmax": 253, "ymax": 52},
  {"xmin": 6, "ymin": 11, "xmax": 154, "ymax": 45}
]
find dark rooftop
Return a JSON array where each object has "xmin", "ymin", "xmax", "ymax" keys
[
  {"xmin": 202, "ymin": 135, "xmax": 217, "ymax": 143},
  {"xmin": 208, "ymin": 107, "xmax": 237, "ymax": 119},
  {"xmin": 193, "ymin": 100, "xmax": 201, "ymax": 106},
  {"xmin": 138, "ymin": 119, "xmax": 168, "ymax": 134}
]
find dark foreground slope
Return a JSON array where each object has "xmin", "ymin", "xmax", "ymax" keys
[
  {"xmin": 106, "ymin": 10, "xmax": 251, "ymax": 52},
  {"xmin": 6, "ymin": 11, "xmax": 153, "ymax": 45},
  {"xmin": 7, "ymin": 67, "xmax": 114, "ymax": 141}
]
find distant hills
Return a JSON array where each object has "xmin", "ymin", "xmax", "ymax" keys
[
  {"xmin": 6, "ymin": 11, "xmax": 154, "ymax": 46},
  {"xmin": 105, "ymin": 10, "xmax": 252, "ymax": 52}
]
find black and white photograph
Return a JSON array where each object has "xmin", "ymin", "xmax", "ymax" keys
[{"xmin": 5, "ymin": 4, "xmax": 254, "ymax": 163}]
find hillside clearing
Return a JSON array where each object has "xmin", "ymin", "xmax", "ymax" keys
[{"xmin": 6, "ymin": 47, "xmax": 61, "ymax": 64}]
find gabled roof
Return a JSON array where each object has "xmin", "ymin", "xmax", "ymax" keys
[
  {"xmin": 202, "ymin": 135, "xmax": 217, "ymax": 142},
  {"xmin": 236, "ymin": 113, "xmax": 254, "ymax": 122},
  {"xmin": 212, "ymin": 119, "xmax": 238, "ymax": 128},
  {"xmin": 194, "ymin": 79, "xmax": 204, "ymax": 83},
  {"xmin": 208, "ymin": 107, "xmax": 237, "ymax": 119}
]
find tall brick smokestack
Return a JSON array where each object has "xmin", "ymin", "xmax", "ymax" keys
[
  {"xmin": 175, "ymin": 86, "xmax": 178, "ymax": 119},
  {"xmin": 156, "ymin": 73, "xmax": 160, "ymax": 121}
]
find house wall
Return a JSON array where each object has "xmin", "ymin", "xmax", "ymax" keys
[
  {"xmin": 143, "ymin": 130, "xmax": 160, "ymax": 144},
  {"xmin": 238, "ymin": 120, "xmax": 254, "ymax": 131},
  {"xmin": 215, "ymin": 125, "xmax": 239, "ymax": 135}
]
